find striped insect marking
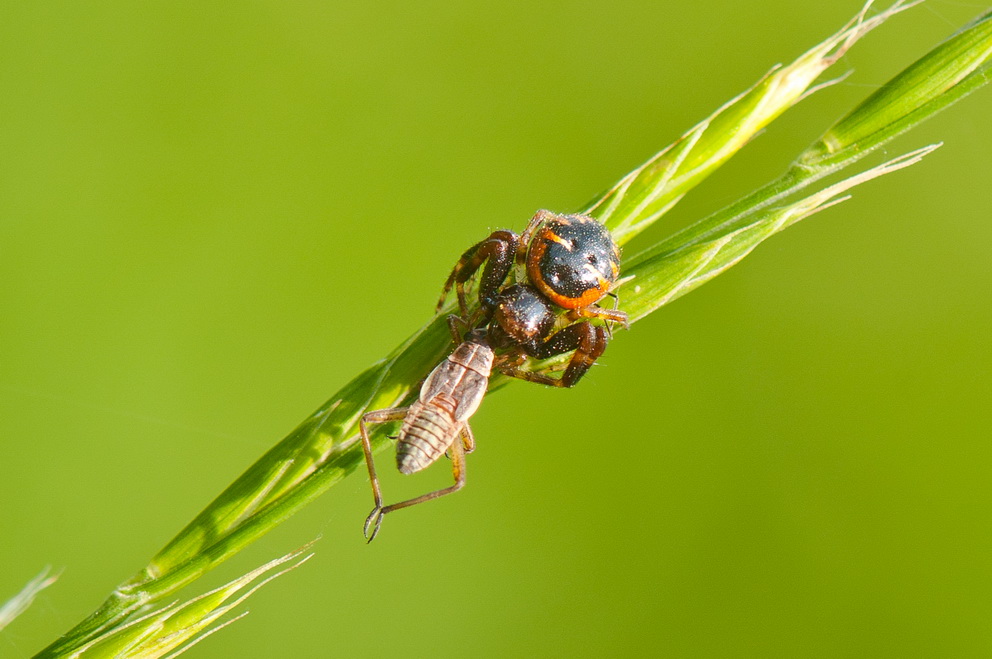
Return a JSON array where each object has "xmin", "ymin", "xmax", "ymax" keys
[{"xmin": 395, "ymin": 338, "xmax": 494, "ymax": 474}]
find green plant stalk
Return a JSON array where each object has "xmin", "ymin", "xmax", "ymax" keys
[
  {"xmin": 583, "ymin": 0, "xmax": 919, "ymax": 245},
  {"xmin": 644, "ymin": 8, "xmax": 992, "ymax": 261},
  {"xmin": 37, "ymin": 323, "xmax": 452, "ymax": 657},
  {"xmin": 0, "ymin": 568, "xmax": 59, "ymax": 633},
  {"xmin": 619, "ymin": 144, "xmax": 941, "ymax": 323},
  {"xmin": 815, "ymin": 8, "xmax": 992, "ymax": 159},
  {"xmin": 70, "ymin": 544, "xmax": 314, "ymax": 658},
  {"xmin": 37, "ymin": 4, "xmax": 992, "ymax": 657}
]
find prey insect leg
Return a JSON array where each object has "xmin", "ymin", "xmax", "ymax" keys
[
  {"xmin": 364, "ymin": 426, "xmax": 469, "ymax": 543},
  {"xmin": 360, "ymin": 407, "xmax": 409, "ymax": 540},
  {"xmin": 460, "ymin": 423, "xmax": 476, "ymax": 454}
]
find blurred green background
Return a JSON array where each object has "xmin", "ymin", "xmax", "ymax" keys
[{"xmin": 2, "ymin": 2, "xmax": 990, "ymax": 657}]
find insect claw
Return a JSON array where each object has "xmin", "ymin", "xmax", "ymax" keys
[{"xmin": 364, "ymin": 506, "xmax": 385, "ymax": 543}]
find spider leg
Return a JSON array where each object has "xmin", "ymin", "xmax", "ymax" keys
[
  {"xmin": 497, "ymin": 322, "xmax": 608, "ymax": 388},
  {"xmin": 566, "ymin": 303, "xmax": 629, "ymax": 329},
  {"xmin": 495, "ymin": 348, "xmax": 527, "ymax": 371},
  {"xmin": 514, "ymin": 209, "xmax": 559, "ymax": 266},
  {"xmin": 447, "ymin": 314, "xmax": 471, "ymax": 344},
  {"xmin": 437, "ymin": 230, "xmax": 518, "ymax": 317},
  {"xmin": 606, "ymin": 292, "xmax": 623, "ymax": 338}
]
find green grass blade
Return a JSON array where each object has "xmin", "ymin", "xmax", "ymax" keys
[
  {"xmin": 69, "ymin": 544, "xmax": 313, "ymax": 659},
  {"xmin": 584, "ymin": 0, "xmax": 918, "ymax": 245},
  {"xmin": 811, "ymin": 9, "xmax": 992, "ymax": 164},
  {"xmin": 647, "ymin": 9, "xmax": 992, "ymax": 263},
  {"xmin": 620, "ymin": 144, "xmax": 940, "ymax": 322},
  {"xmin": 35, "ymin": 325, "xmax": 448, "ymax": 656},
  {"xmin": 37, "ymin": 4, "xmax": 992, "ymax": 656},
  {"xmin": 0, "ymin": 567, "xmax": 59, "ymax": 633}
]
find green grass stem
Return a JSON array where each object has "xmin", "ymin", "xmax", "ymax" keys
[{"xmin": 36, "ymin": 3, "xmax": 992, "ymax": 656}]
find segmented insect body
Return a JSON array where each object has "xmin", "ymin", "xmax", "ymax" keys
[
  {"xmin": 360, "ymin": 326, "xmax": 493, "ymax": 541},
  {"xmin": 394, "ymin": 336, "xmax": 493, "ymax": 474}
]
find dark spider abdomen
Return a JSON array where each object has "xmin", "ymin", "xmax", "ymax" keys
[{"xmin": 527, "ymin": 214, "xmax": 621, "ymax": 309}]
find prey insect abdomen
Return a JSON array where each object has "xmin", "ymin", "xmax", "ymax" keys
[
  {"xmin": 396, "ymin": 396, "xmax": 461, "ymax": 474},
  {"xmin": 360, "ymin": 325, "xmax": 495, "ymax": 541}
]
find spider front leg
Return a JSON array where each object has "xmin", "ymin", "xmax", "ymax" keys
[
  {"xmin": 437, "ymin": 230, "xmax": 519, "ymax": 318},
  {"xmin": 566, "ymin": 303, "xmax": 629, "ymax": 330},
  {"xmin": 498, "ymin": 321, "xmax": 609, "ymax": 388},
  {"xmin": 514, "ymin": 209, "xmax": 560, "ymax": 266},
  {"xmin": 447, "ymin": 314, "xmax": 471, "ymax": 344}
]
